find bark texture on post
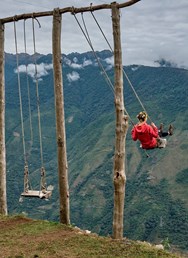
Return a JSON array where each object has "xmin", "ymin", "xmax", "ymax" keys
[
  {"xmin": 52, "ymin": 9, "xmax": 70, "ymax": 224},
  {"xmin": 111, "ymin": 3, "xmax": 129, "ymax": 239},
  {"xmin": 0, "ymin": 21, "xmax": 7, "ymax": 215}
]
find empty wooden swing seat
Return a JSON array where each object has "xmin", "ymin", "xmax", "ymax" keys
[{"xmin": 21, "ymin": 190, "xmax": 52, "ymax": 199}]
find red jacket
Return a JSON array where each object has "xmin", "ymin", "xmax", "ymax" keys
[{"xmin": 131, "ymin": 122, "xmax": 159, "ymax": 149}]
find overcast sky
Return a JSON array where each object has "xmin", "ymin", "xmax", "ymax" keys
[{"xmin": 0, "ymin": 0, "xmax": 188, "ymax": 68}]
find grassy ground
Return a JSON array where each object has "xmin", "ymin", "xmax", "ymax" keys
[{"xmin": 0, "ymin": 215, "xmax": 184, "ymax": 258}]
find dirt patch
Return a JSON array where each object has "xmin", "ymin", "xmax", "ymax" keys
[
  {"xmin": 0, "ymin": 216, "xmax": 86, "ymax": 258},
  {"xmin": 0, "ymin": 216, "xmax": 32, "ymax": 229}
]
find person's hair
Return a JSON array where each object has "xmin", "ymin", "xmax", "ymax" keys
[{"xmin": 137, "ymin": 111, "xmax": 147, "ymax": 122}]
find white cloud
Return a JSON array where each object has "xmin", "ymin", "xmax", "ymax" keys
[
  {"xmin": 70, "ymin": 63, "xmax": 83, "ymax": 69},
  {"xmin": 83, "ymin": 59, "xmax": 92, "ymax": 67},
  {"xmin": 63, "ymin": 57, "xmax": 72, "ymax": 66},
  {"xmin": 104, "ymin": 56, "xmax": 114, "ymax": 70},
  {"xmin": 67, "ymin": 71, "xmax": 80, "ymax": 82},
  {"xmin": 105, "ymin": 57, "xmax": 114, "ymax": 65},
  {"xmin": 131, "ymin": 66, "xmax": 140, "ymax": 72},
  {"xmin": 73, "ymin": 57, "xmax": 78, "ymax": 63},
  {"xmin": 63, "ymin": 56, "xmax": 92, "ymax": 69},
  {"xmin": 14, "ymin": 63, "xmax": 53, "ymax": 80}
]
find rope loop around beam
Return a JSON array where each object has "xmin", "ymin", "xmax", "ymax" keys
[
  {"xmin": 71, "ymin": 6, "xmax": 75, "ymax": 15},
  {"xmin": 32, "ymin": 15, "xmax": 41, "ymax": 28},
  {"xmin": 13, "ymin": 15, "xmax": 18, "ymax": 22},
  {"xmin": 90, "ymin": 3, "xmax": 94, "ymax": 12}
]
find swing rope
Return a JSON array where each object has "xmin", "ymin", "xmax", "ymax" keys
[
  {"xmin": 32, "ymin": 17, "xmax": 47, "ymax": 192},
  {"xmin": 122, "ymin": 71, "xmax": 152, "ymax": 123},
  {"xmin": 75, "ymin": 11, "xmax": 149, "ymax": 157},
  {"xmin": 23, "ymin": 19, "xmax": 33, "ymax": 143},
  {"xmin": 13, "ymin": 18, "xmax": 51, "ymax": 197},
  {"xmin": 90, "ymin": 10, "xmax": 113, "ymax": 53},
  {"xmin": 14, "ymin": 20, "xmax": 31, "ymax": 192},
  {"xmin": 90, "ymin": 11, "xmax": 151, "ymax": 157},
  {"xmin": 81, "ymin": 12, "xmax": 135, "ymax": 125},
  {"xmin": 32, "ymin": 17, "xmax": 44, "ymax": 168},
  {"xmin": 73, "ymin": 12, "xmax": 134, "ymax": 126},
  {"xmin": 90, "ymin": 10, "xmax": 152, "ymax": 124},
  {"xmin": 13, "ymin": 20, "xmax": 27, "ymax": 165},
  {"xmin": 73, "ymin": 13, "xmax": 114, "ymax": 95}
]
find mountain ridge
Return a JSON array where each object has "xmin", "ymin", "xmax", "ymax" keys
[{"xmin": 4, "ymin": 50, "xmax": 188, "ymax": 252}]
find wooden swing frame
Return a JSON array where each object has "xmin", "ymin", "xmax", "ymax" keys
[{"xmin": 0, "ymin": 0, "xmax": 140, "ymax": 237}]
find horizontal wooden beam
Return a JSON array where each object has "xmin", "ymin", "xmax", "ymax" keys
[{"xmin": 0, "ymin": 0, "xmax": 141, "ymax": 24}]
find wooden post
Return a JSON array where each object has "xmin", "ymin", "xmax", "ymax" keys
[
  {"xmin": 111, "ymin": 3, "xmax": 129, "ymax": 239},
  {"xmin": 52, "ymin": 9, "xmax": 70, "ymax": 224},
  {"xmin": 0, "ymin": 21, "xmax": 7, "ymax": 215}
]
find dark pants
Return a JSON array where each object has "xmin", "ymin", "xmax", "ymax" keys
[{"xmin": 159, "ymin": 132, "xmax": 169, "ymax": 137}]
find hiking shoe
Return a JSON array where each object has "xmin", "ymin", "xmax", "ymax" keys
[
  {"xmin": 168, "ymin": 124, "xmax": 173, "ymax": 135},
  {"xmin": 157, "ymin": 138, "xmax": 167, "ymax": 148},
  {"xmin": 159, "ymin": 123, "xmax": 163, "ymax": 132}
]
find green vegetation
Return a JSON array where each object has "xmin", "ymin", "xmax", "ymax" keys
[
  {"xmin": 124, "ymin": 175, "xmax": 188, "ymax": 250},
  {"xmin": 175, "ymin": 169, "xmax": 188, "ymax": 185}
]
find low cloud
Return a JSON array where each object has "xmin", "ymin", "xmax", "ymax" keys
[
  {"xmin": 83, "ymin": 59, "xmax": 92, "ymax": 67},
  {"xmin": 67, "ymin": 71, "xmax": 80, "ymax": 82},
  {"xmin": 131, "ymin": 66, "xmax": 140, "ymax": 72},
  {"xmin": 70, "ymin": 63, "xmax": 83, "ymax": 69},
  {"xmin": 63, "ymin": 56, "xmax": 93, "ymax": 69},
  {"xmin": 104, "ymin": 56, "xmax": 114, "ymax": 70},
  {"xmin": 15, "ymin": 63, "xmax": 53, "ymax": 80}
]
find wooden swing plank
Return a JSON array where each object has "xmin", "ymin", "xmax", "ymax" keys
[{"xmin": 21, "ymin": 190, "xmax": 52, "ymax": 199}]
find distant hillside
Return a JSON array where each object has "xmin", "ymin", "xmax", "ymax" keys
[{"xmin": 4, "ymin": 50, "xmax": 188, "ymax": 252}]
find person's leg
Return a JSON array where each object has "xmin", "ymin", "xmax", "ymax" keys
[
  {"xmin": 158, "ymin": 124, "xmax": 173, "ymax": 137},
  {"xmin": 158, "ymin": 123, "xmax": 163, "ymax": 137},
  {"xmin": 161, "ymin": 132, "xmax": 169, "ymax": 137},
  {"xmin": 168, "ymin": 125, "xmax": 173, "ymax": 135}
]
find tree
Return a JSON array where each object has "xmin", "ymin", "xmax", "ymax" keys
[
  {"xmin": 52, "ymin": 9, "xmax": 70, "ymax": 224},
  {"xmin": 111, "ymin": 3, "xmax": 128, "ymax": 239},
  {"xmin": 0, "ymin": 21, "xmax": 7, "ymax": 215}
]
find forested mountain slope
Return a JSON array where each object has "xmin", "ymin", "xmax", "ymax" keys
[{"xmin": 4, "ymin": 50, "xmax": 188, "ymax": 252}]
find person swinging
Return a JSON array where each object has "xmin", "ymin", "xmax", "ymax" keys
[{"xmin": 131, "ymin": 111, "xmax": 173, "ymax": 149}]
